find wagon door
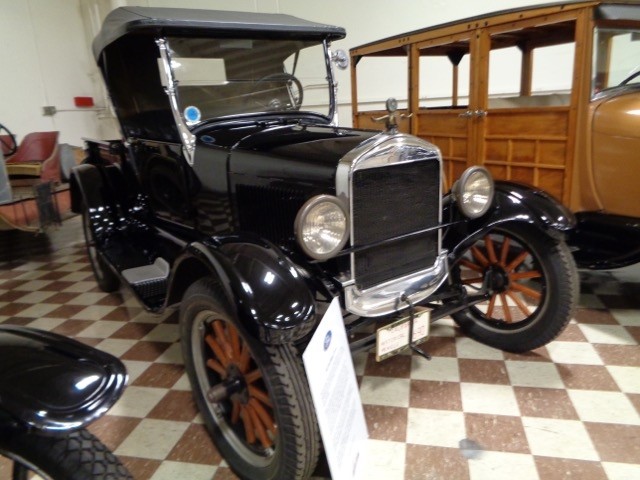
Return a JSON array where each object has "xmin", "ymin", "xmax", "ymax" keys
[
  {"xmin": 475, "ymin": 16, "xmax": 581, "ymax": 205},
  {"xmin": 414, "ymin": 33, "xmax": 475, "ymax": 189}
]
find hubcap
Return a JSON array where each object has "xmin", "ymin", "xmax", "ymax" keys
[{"xmin": 485, "ymin": 265, "xmax": 509, "ymax": 292}]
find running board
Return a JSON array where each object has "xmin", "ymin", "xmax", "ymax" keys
[{"xmin": 121, "ymin": 257, "xmax": 169, "ymax": 300}]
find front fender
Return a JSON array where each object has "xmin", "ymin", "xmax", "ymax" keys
[
  {"xmin": 444, "ymin": 181, "xmax": 576, "ymax": 259},
  {"xmin": 168, "ymin": 238, "xmax": 317, "ymax": 344},
  {"xmin": 491, "ymin": 182, "xmax": 575, "ymax": 231}
]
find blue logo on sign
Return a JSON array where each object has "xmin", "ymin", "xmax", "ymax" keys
[{"xmin": 323, "ymin": 330, "xmax": 332, "ymax": 351}]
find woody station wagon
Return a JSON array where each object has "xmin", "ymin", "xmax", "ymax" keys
[{"xmin": 350, "ymin": 0, "xmax": 640, "ymax": 269}]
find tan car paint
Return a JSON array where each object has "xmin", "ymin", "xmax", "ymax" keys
[{"xmin": 591, "ymin": 90, "xmax": 640, "ymax": 217}]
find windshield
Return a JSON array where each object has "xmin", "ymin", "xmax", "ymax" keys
[
  {"xmin": 164, "ymin": 37, "xmax": 332, "ymax": 124},
  {"xmin": 593, "ymin": 26, "xmax": 640, "ymax": 94}
]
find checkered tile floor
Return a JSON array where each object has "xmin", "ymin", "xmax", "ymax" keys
[{"xmin": 1, "ymin": 216, "xmax": 639, "ymax": 479}]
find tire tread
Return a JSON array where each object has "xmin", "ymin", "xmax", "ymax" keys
[{"xmin": 0, "ymin": 427, "xmax": 132, "ymax": 479}]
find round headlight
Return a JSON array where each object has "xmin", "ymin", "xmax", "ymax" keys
[
  {"xmin": 453, "ymin": 166, "xmax": 495, "ymax": 219},
  {"xmin": 294, "ymin": 195, "xmax": 349, "ymax": 260}
]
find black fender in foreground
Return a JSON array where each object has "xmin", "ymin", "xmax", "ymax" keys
[
  {"xmin": 443, "ymin": 181, "xmax": 576, "ymax": 260},
  {"xmin": 0, "ymin": 325, "xmax": 127, "ymax": 432},
  {"xmin": 167, "ymin": 237, "xmax": 318, "ymax": 345}
]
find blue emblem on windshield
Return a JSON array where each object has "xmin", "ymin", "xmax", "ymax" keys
[{"xmin": 184, "ymin": 106, "xmax": 201, "ymax": 124}]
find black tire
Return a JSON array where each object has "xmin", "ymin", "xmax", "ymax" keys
[
  {"xmin": 0, "ymin": 426, "xmax": 132, "ymax": 480},
  {"xmin": 82, "ymin": 207, "xmax": 119, "ymax": 293},
  {"xmin": 450, "ymin": 223, "xmax": 578, "ymax": 352},
  {"xmin": 180, "ymin": 278, "xmax": 320, "ymax": 480}
]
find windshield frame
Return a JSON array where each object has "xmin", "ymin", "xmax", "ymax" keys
[{"xmin": 160, "ymin": 36, "xmax": 337, "ymax": 129}]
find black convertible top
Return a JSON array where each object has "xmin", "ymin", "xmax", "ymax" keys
[{"xmin": 93, "ymin": 7, "xmax": 346, "ymax": 60}]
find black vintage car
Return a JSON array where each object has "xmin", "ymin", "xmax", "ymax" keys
[{"xmin": 72, "ymin": 7, "xmax": 578, "ymax": 480}]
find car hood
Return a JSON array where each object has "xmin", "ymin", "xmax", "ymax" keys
[{"xmin": 217, "ymin": 122, "xmax": 381, "ymax": 185}]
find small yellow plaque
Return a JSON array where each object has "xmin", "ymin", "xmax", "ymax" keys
[{"xmin": 375, "ymin": 308, "xmax": 430, "ymax": 361}]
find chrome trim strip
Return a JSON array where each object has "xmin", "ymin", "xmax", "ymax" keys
[
  {"xmin": 325, "ymin": 41, "xmax": 339, "ymax": 126},
  {"xmin": 156, "ymin": 37, "xmax": 196, "ymax": 166},
  {"xmin": 344, "ymin": 250, "xmax": 449, "ymax": 317}
]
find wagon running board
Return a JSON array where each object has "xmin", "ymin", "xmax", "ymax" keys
[{"xmin": 568, "ymin": 211, "xmax": 640, "ymax": 270}]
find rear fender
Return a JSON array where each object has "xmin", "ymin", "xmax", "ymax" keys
[
  {"xmin": 0, "ymin": 326, "xmax": 127, "ymax": 432},
  {"xmin": 168, "ymin": 238, "xmax": 317, "ymax": 344},
  {"xmin": 444, "ymin": 181, "xmax": 576, "ymax": 259},
  {"xmin": 69, "ymin": 163, "xmax": 104, "ymax": 213},
  {"xmin": 70, "ymin": 163, "xmax": 130, "ymax": 214}
]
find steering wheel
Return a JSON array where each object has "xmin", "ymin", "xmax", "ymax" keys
[
  {"xmin": 250, "ymin": 73, "xmax": 303, "ymax": 111},
  {"xmin": 618, "ymin": 69, "xmax": 640, "ymax": 87},
  {"xmin": 0, "ymin": 123, "xmax": 17, "ymax": 157}
]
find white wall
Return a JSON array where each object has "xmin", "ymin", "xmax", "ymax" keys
[
  {"xmin": 0, "ymin": 0, "xmax": 554, "ymax": 143},
  {"xmin": 0, "ymin": 0, "xmax": 114, "ymax": 145}
]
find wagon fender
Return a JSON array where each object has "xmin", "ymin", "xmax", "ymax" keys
[
  {"xmin": 168, "ymin": 239, "xmax": 317, "ymax": 344},
  {"xmin": 444, "ymin": 181, "xmax": 576, "ymax": 259}
]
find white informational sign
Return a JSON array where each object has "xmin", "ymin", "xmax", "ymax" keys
[{"xmin": 303, "ymin": 297, "xmax": 368, "ymax": 480}]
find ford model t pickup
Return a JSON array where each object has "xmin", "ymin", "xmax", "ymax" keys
[
  {"xmin": 72, "ymin": 7, "xmax": 577, "ymax": 480},
  {"xmin": 349, "ymin": 0, "xmax": 640, "ymax": 270}
]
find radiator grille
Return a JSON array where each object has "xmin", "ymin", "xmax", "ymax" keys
[{"xmin": 352, "ymin": 160, "xmax": 440, "ymax": 290}]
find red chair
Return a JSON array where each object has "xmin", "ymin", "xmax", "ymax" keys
[{"xmin": 5, "ymin": 131, "xmax": 61, "ymax": 183}]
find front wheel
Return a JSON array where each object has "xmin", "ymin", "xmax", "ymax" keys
[
  {"xmin": 0, "ymin": 426, "xmax": 132, "ymax": 480},
  {"xmin": 450, "ymin": 223, "xmax": 578, "ymax": 352},
  {"xmin": 180, "ymin": 278, "xmax": 320, "ymax": 480}
]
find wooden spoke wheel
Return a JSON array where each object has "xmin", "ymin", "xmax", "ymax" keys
[
  {"xmin": 458, "ymin": 230, "xmax": 544, "ymax": 323},
  {"xmin": 450, "ymin": 223, "xmax": 578, "ymax": 353},
  {"xmin": 180, "ymin": 278, "xmax": 319, "ymax": 480},
  {"xmin": 203, "ymin": 319, "xmax": 277, "ymax": 451}
]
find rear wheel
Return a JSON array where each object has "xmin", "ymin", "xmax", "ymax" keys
[
  {"xmin": 450, "ymin": 223, "xmax": 577, "ymax": 352},
  {"xmin": 0, "ymin": 427, "xmax": 132, "ymax": 480},
  {"xmin": 180, "ymin": 278, "xmax": 320, "ymax": 480},
  {"xmin": 82, "ymin": 207, "xmax": 119, "ymax": 292}
]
